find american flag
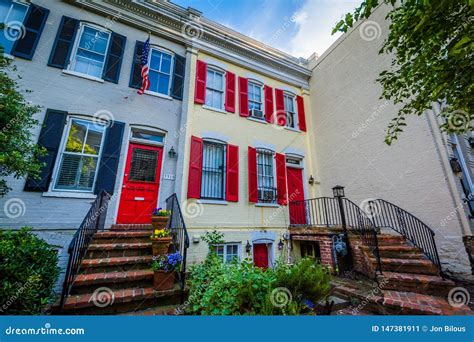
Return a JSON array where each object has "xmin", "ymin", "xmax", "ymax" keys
[{"xmin": 137, "ymin": 37, "xmax": 150, "ymax": 95}]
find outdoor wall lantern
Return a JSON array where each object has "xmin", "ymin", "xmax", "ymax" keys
[
  {"xmin": 308, "ymin": 175, "xmax": 315, "ymax": 185},
  {"xmin": 450, "ymin": 157, "xmax": 462, "ymax": 173},
  {"xmin": 332, "ymin": 185, "xmax": 345, "ymax": 198},
  {"xmin": 468, "ymin": 136, "xmax": 474, "ymax": 149},
  {"xmin": 245, "ymin": 240, "xmax": 252, "ymax": 254},
  {"xmin": 168, "ymin": 146, "xmax": 177, "ymax": 159},
  {"xmin": 278, "ymin": 239, "xmax": 284, "ymax": 250}
]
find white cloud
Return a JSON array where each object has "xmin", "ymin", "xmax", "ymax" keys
[{"xmin": 288, "ymin": 0, "xmax": 361, "ymax": 58}]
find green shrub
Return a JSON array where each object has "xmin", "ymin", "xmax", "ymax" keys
[{"xmin": 0, "ymin": 228, "xmax": 60, "ymax": 314}]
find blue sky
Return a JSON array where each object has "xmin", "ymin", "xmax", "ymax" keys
[{"xmin": 173, "ymin": 0, "xmax": 360, "ymax": 58}]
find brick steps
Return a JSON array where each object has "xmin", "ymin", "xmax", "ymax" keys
[
  {"xmin": 377, "ymin": 272, "xmax": 455, "ymax": 297},
  {"xmin": 370, "ymin": 257, "xmax": 439, "ymax": 275},
  {"xmin": 92, "ymin": 231, "xmax": 151, "ymax": 244},
  {"xmin": 81, "ymin": 255, "xmax": 152, "ymax": 274},
  {"xmin": 110, "ymin": 224, "xmax": 153, "ymax": 231},
  {"xmin": 71, "ymin": 270, "xmax": 154, "ymax": 294},
  {"xmin": 86, "ymin": 242, "xmax": 152, "ymax": 258},
  {"xmin": 362, "ymin": 245, "xmax": 423, "ymax": 259},
  {"xmin": 376, "ymin": 234, "xmax": 407, "ymax": 246}
]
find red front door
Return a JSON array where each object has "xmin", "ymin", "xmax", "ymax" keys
[
  {"xmin": 117, "ymin": 143, "xmax": 163, "ymax": 224},
  {"xmin": 253, "ymin": 244, "xmax": 269, "ymax": 268},
  {"xmin": 287, "ymin": 167, "xmax": 306, "ymax": 224}
]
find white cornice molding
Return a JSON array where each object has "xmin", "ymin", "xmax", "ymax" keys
[{"xmin": 64, "ymin": 0, "xmax": 310, "ymax": 89}]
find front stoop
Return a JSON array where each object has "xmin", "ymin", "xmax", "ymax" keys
[{"xmin": 56, "ymin": 225, "xmax": 184, "ymax": 315}]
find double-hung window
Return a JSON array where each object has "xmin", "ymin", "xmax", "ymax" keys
[
  {"xmin": 69, "ymin": 24, "xmax": 111, "ymax": 79},
  {"xmin": 0, "ymin": 0, "xmax": 29, "ymax": 55},
  {"xmin": 284, "ymin": 93, "xmax": 297, "ymax": 129},
  {"xmin": 248, "ymin": 81, "xmax": 264, "ymax": 120},
  {"xmin": 205, "ymin": 68, "xmax": 224, "ymax": 109},
  {"xmin": 54, "ymin": 118, "xmax": 106, "ymax": 192},
  {"xmin": 256, "ymin": 149, "xmax": 276, "ymax": 203},
  {"xmin": 214, "ymin": 243, "xmax": 240, "ymax": 263},
  {"xmin": 201, "ymin": 140, "xmax": 226, "ymax": 200},
  {"xmin": 148, "ymin": 48, "xmax": 173, "ymax": 95}
]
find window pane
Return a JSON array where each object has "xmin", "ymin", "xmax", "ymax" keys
[
  {"xmin": 56, "ymin": 154, "xmax": 81, "ymax": 189},
  {"xmin": 65, "ymin": 120, "xmax": 87, "ymax": 153},
  {"xmin": 157, "ymin": 74, "xmax": 170, "ymax": 95},
  {"xmin": 0, "ymin": 2, "xmax": 10, "ymax": 22},
  {"xmin": 79, "ymin": 26, "xmax": 109, "ymax": 54},
  {"xmin": 201, "ymin": 142, "xmax": 225, "ymax": 199},
  {"xmin": 128, "ymin": 148, "xmax": 159, "ymax": 182},
  {"xmin": 148, "ymin": 70, "xmax": 159, "ymax": 93},
  {"xmin": 78, "ymin": 156, "xmax": 98, "ymax": 190},
  {"xmin": 161, "ymin": 53, "xmax": 172, "ymax": 74},
  {"xmin": 85, "ymin": 125, "xmax": 104, "ymax": 155},
  {"xmin": 131, "ymin": 129, "xmax": 164, "ymax": 143},
  {"xmin": 150, "ymin": 50, "xmax": 161, "ymax": 70},
  {"xmin": 0, "ymin": 2, "xmax": 28, "ymax": 54}
]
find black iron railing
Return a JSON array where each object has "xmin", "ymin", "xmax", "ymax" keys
[
  {"xmin": 60, "ymin": 190, "xmax": 111, "ymax": 308},
  {"xmin": 289, "ymin": 197, "xmax": 382, "ymax": 275},
  {"xmin": 366, "ymin": 199, "xmax": 443, "ymax": 276},
  {"xmin": 165, "ymin": 193, "xmax": 190, "ymax": 292}
]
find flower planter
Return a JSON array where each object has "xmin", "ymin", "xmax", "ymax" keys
[
  {"xmin": 151, "ymin": 236, "xmax": 172, "ymax": 256},
  {"xmin": 153, "ymin": 270, "xmax": 175, "ymax": 291},
  {"xmin": 151, "ymin": 215, "xmax": 169, "ymax": 230}
]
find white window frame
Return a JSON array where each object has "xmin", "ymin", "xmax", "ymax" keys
[
  {"xmin": 201, "ymin": 139, "xmax": 227, "ymax": 201},
  {"xmin": 205, "ymin": 67, "xmax": 225, "ymax": 110},
  {"xmin": 0, "ymin": 0, "xmax": 29, "ymax": 56},
  {"xmin": 145, "ymin": 46, "xmax": 174, "ymax": 97},
  {"xmin": 213, "ymin": 243, "xmax": 241, "ymax": 263},
  {"xmin": 67, "ymin": 22, "xmax": 111, "ymax": 80},
  {"xmin": 256, "ymin": 148, "xmax": 277, "ymax": 204},
  {"xmin": 130, "ymin": 127, "xmax": 165, "ymax": 147},
  {"xmin": 52, "ymin": 117, "xmax": 106, "ymax": 193},
  {"xmin": 248, "ymin": 80, "xmax": 264, "ymax": 119},
  {"xmin": 283, "ymin": 92, "xmax": 298, "ymax": 129}
]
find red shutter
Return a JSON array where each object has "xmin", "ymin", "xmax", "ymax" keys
[
  {"xmin": 275, "ymin": 89, "xmax": 286, "ymax": 126},
  {"xmin": 239, "ymin": 77, "xmax": 249, "ymax": 117},
  {"xmin": 225, "ymin": 71, "xmax": 236, "ymax": 113},
  {"xmin": 226, "ymin": 144, "xmax": 239, "ymax": 202},
  {"xmin": 264, "ymin": 85, "xmax": 274, "ymax": 123},
  {"xmin": 296, "ymin": 95, "xmax": 307, "ymax": 131},
  {"xmin": 187, "ymin": 136, "xmax": 203, "ymax": 198},
  {"xmin": 248, "ymin": 146, "xmax": 258, "ymax": 202},
  {"xmin": 275, "ymin": 153, "xmax": 287, "ymax": 205},
  {"xmin": 194, "ymin": 60, "xmax": 206, "ymax": 104}
]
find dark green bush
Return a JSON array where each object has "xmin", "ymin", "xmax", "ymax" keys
[{"xmin": 0, "ymin": 228, "xmax": 60, "ymax": 314}]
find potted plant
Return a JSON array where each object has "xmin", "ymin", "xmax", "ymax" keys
[
  {"xmin": 151, "ymin": 252, "xmax": 183, "ymax": 291},
  {"xmin": 151, "ymin": 208, "xmax": 170, "ymax": 230},
  {"xmin": 150, "ymin": 228, "xmax": 173, "ymax": 256}
]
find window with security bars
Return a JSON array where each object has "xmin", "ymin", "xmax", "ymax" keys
[
  {"xmin": 214, "ymin": 243, "xmax": 240, "ymax": 263},
  {"xmin": 129, "ymin": 149, "xmax": 158, "ymax": 182},
  {"xmin": 256, "ymin": 149, "xmax": 277, "ymax": 203},
  {"xmin": 284, "ymin": 93, "xmax": 297, "ymax": 129},
  {"xmin": 55, "ymin": 119, "xmax": 106, "ymax": 191},
  {"xmin": 205, "ymin": 68, "xmax": 224, "ymax": 109},
  {"xmin": 201, "ymin": 141, "xmax": 225, "ymax": 200}
]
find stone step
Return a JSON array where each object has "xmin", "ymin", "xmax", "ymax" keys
[
  {"xmin": 71, "ymin": 270, "xmax": 154, "ymax": 294},
  {"xmin": 80, "ymin": 255, "xmax": 153, "ymax": 274},
  {"xmin": 86, "ymin": 242, "xmax": 152, "ymax": 258},
  {"xmin": 376, "ymin": 234, "xmax": 407, "ymax": 246},
  {"xmin": 61, "ymin": 286, "xmax": 183, "ymax": 315},
  {"xmin": 377, "ymin": 272, "xmax": 455, "ymax": 297},
  {"xmin": 92, "ymin": 231, "xmax": 151, "ymax": 244},
  {"xmin": 110, "ymin": 224, "xmax": 153, "ymax": 231},
  {"xmin": 362, "ymin": 245, "xmax": 423, "ymax": 258},
  {"xmin": 370, "ymin": 257, "xmax": 439, "ymax": 275}
]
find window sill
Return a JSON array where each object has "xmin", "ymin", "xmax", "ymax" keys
[
  {"xmin": 42, "ymin": 191, "xmax": 97, "ymax": 199},
  {"xmin": 198, "ymin": 199, "xmax": 228, "ymax": 205},
  {"xmin": 255, "ymin": 203, "xmax": 279, "ymax": 208},
  {"xmin": 62, "ymin": 69, "xmax": 104, "ymax": 83},
  {"xmin": 144, "ymin": 90, "xmax": 173, "ymax": 100},
  {"xmin": 284, "ymin": 126, "xmax": 301, "ymax": 133},
  {"xmin": 247, "ymin": 117, "xmax": 267, "ymax": 124},
  {"xmin": 202, "ymin": 105, "xmax": 227, "ymax": 115}
]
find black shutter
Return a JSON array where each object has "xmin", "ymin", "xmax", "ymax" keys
[
  {"xmin": 171, "ymin": 54, "xmax": 186, "ymax": 100},
  {"xmin": 102, "ymin": 32, "xmax": 126, "ymax": 84},
  {"xmin": 94, "ymin": 121, "xmax": 125, "ymax": 195},
  {"xmin": 12, "ymin": 4, "xmax": 49, "ymax": 60},
  {"xmin": 24, "ymin": 110, "xmax": 67, "ymax": 192},
  {"xmin": 129, "ymin": 41, "xmax": 144, "ymax": 89},
  {"xmin": 47, "ymin": 16, "xmax": 79, "ymax": 69}
]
